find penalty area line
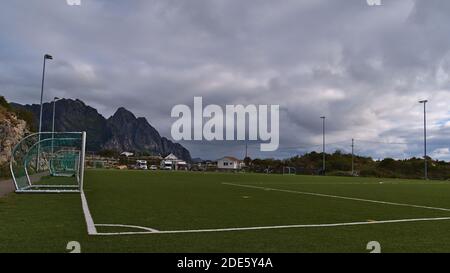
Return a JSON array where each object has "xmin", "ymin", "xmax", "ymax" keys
[
  {"xmin": 91, "ymin": 216, "xmax": 450, "ymax": 236},
  {"xmin": 222, "ymin": 182, "xmax": 450, "ymax": 212}
]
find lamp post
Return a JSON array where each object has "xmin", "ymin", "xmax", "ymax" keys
[
  {"xmin": 351, "ymin": 138, "xmax": 354, "ymax": 176},
  {"xmin": 36, "ymin": 54, "xmax": 53, "ymax": 171},
  {"xmin": 320, "ymin": 116, "xmax": 326, "ymax": 175},
  {"xmin": 51, "ymin": 97, "xmax": 61, "ymax": 155},
  {"xmin": 419, "ymin": 100, "xmax": 428, "ymax": 180}
]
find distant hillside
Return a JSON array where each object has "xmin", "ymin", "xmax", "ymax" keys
[
  {"xmin": 12, "ymin": 98, "xmax": 191, "ymax": 162},
  {"xmin": 247, "ymin": 151, "xmax": 450, "ymax": 180}
]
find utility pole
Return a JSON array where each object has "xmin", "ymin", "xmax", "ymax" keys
[
  {"xmin": 245, "ymin": 141, "xmax": 248, "ymax": 158},
  {"xmin": 351, "ymin": 138, "xmax": 354, "ymax": 176},
  {"xmin": 419, "ymin": 100, "xmax": 428, "ymax": 180},
  {"xmin": 320, "ymin": 116, "xmax": 326, "ymax": 175}
]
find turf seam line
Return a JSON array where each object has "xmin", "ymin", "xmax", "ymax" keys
[{"xmin": 222, "ymin": 183, "xmax": 450, "ymax": 212}]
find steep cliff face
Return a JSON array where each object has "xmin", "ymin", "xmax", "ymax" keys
[
  {"xmin": 104, "ymin": 107, "xmax": 191, "ymax": 161},
  {"xmin": 0, "ymin": 102, "xmax": 29, "ymax": 168},
  {"xmin": 12, "ymin": 99, "xmax": 192, "ymax": 162},
  {"xmin": 103, "ymin": 107, "xmax": 162, "ymax": 152},
  {"xmin": 161, "ymin": 137, "xmax": 192, "ymax": 162}
]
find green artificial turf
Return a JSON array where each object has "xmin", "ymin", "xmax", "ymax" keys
[{"xmin": 1, "ymin": 169, "xmax": 450, "ymax": 252}]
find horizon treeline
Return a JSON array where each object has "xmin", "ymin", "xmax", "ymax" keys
[{"xmin": 245, "ymin": 151, "xmax": 450, "ymax": 180}]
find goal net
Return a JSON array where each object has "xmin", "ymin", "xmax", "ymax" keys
[
  {"xmin": 49, "ymin": 150, "xmax": 80, "ymax": 177},
  {"xmin": 282, "ymin": 166, "xmax": 296, "ymax": 175},
  {"xmin": 10, "ymin": 132, "xmax": 86, "ymax": 193}
]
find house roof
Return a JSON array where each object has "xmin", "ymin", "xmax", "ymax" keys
[
  {"xmin": 164, "ymin": 153, "xmax": 178, "ymax": 160},
  {"xmin": 218, "ymin": 156, "xmax": 242, "ymax": 162}
]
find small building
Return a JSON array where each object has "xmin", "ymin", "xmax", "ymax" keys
[
  {"xmin": 120, "ymin": 151, "xmax": 134, "ymax": 157},
  {"xmin": 160, "ymin": 153, "xmax": 188, "ymax": 170},
  {"xmin": 217, "ymin": 156, "xmax": 244, "ymax": 170},
  {"xmin": 190, "ymin": 160, "xmax": 217, "ymax": 171}
]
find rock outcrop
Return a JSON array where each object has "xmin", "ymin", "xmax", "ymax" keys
[{"xmin": 0, "ymin": 103, "xmax": 29, "ymax": 167}]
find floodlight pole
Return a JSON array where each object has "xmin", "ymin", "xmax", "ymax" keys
[
  {"xmin": 36, "ymin": 54, "xmax": 53, "ymax": 171},
  {"xmin": 419, "ymin": 100, "xmax": 428, "ymax": 180},
  {"xmin": 51, "ymin": 97, "xmax": 60, "ymax": 155},
  {"xmin": 351, "ymin": 138, "xmax": 354, "ymax": 175},
  {"xmin": 320, "ymin": 116, "xmax": 326, "ymax": 174}
]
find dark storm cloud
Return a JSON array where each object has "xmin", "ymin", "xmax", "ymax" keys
[{"xmin": 0, "ymin": 0, "xmax": 449, "ymax": 160}]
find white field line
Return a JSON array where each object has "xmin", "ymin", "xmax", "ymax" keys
[
  {"xmin": 80, "ymin": 191, "xmax": 98, "ymax": 235},
  {"xmin": 81, "ymin": 182, "xmax": 450, "ymax": 236},
  {"xmin": 242, "ymin": 182, "xmax": 449, "ymax": 185},
  {"xmin": 96, "ymin": 224, "xmax": 159, "ymax": 232},
  {"xmin": 92, "ymin": 216, "xmax": 450, "ymax": 236},
  {"xmin": 222, "ymin": 183, "xmax": 450, "ymax": 212}
]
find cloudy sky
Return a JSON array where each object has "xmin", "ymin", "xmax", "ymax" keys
[{"xmin": 1, "ymin": 0, "xmax": 449, "ymax": 160}]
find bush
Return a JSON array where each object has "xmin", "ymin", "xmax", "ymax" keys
[
  {"xmin": 15, "ymin": 108, "xmax": 36, "ymax": 131},
  {"xmin": 326, "ymin": 171, "xmax": 353, "ymax": 177},
  {"xmin": 0, "ymin": 96, "xmax": 11, "ymax": 110},
  {"xmin": 0, "ymin": 96, "xmax": 36, "ymax": 131},
  {"xmin": 98, "ymin": 149, "xmax": 120, "ymax": 158},
  {"xmin": 0, "ymin": 164, "xmax": 11, "ymax": 179}
]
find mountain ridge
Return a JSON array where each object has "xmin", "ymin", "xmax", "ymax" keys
[{"xmin": 12, "ymin": 98, "xmax": 191, "ymax": 162}]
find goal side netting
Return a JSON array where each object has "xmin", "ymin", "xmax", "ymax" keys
[{"xmin": 9, "ymin": 132, "xmax": 86, "ymax": 193}]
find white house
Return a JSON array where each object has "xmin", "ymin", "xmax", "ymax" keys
[
  {"xmin": 120, "ymin": 151, "xmax": 134, "ymax": 157},
  {"xmin": 160, "ymin": 153, "xmax": 188, "ymax": 170},
  {"xmin": 217, "ymin": 156, "xmax": 244, "ymax": 170}
]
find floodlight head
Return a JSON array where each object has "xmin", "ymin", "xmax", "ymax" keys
[
  {"xmin": 419, "ymin": 100, "xmax": 428, "ymax": 103},
  {"xmin": 44, "ymin": 54, "xmax": 53, "ymax": 60},
  {"xmin": 320, "ymin": 116, "xmax": 326, "ymax": 119}
]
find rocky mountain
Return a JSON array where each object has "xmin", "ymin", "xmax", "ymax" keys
[
  {"xmin": 0, "ymin": 97, "xmax": 30, "ymax": 174},
  {"xmin": 12, "ymin": 99, "xmax": 192, "ymax": 162},
  {"xmin": 13, "ymin": 99, "xmax": 108, "ymax": 151}
]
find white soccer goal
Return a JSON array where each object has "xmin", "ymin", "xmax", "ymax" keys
[
  {"xmin": 282, "ymin": 166, "xmax": 296, "ymax": 175},
  {"xmin": 9, "ymin": 131, "xmax": 86, "ymax": 193}
]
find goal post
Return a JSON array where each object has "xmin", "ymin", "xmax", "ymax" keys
[
  {"xmin": 10, "ymin": 131, "xmax": 86, "ymax": 193},
  {"xmin": 282, "ymin": 166, "xmax": 296, "ymax": 175}
]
